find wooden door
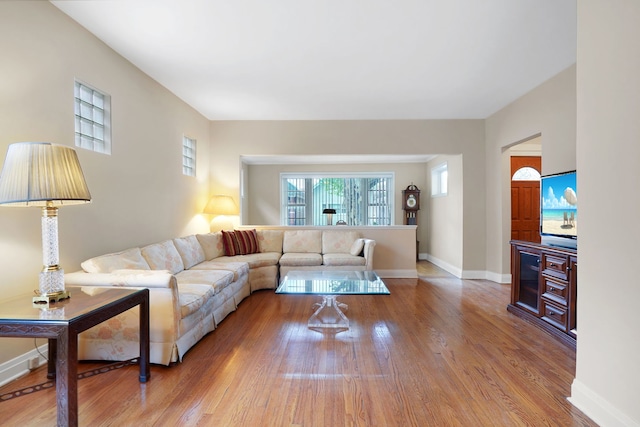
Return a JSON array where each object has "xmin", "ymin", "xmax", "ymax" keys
[{"xmin": 511, "ymin": 156, "xmax": 541, "ymax": 243}]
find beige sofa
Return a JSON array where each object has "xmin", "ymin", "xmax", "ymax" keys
[{"xmin": 65, "ymin": 228, "xmax": 375, "ymax": 366}]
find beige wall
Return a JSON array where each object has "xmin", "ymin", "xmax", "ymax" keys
[
  {"xmin": 210, "ymin": 120, "xmax": 487, "ymax": 276},
  {"xmin": 485, "ymin": 65, "xmax": 577, "ymax": 279},
  {"xmin": 425, "ymin": 155, "xmax": 465, "ymax": 276},
  {"xmin": 569, "ymin": 2, "xmax": 640, "ymax": 426},
  {"xmin": 0, "ymin": 3, "xmax": 210, "ymax": 364}
]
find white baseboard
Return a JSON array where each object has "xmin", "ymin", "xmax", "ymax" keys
[
  {"xmin": 0, "ymin": 344, "xmax": 48, "ymax": 388},
  {"xmin": 569, "ymin": 378, "xmax": 640, "ymax": 427},
  {"xmin": 424, "ymin": 254, "xmax": 462, "ymax": 277},
  {"xmin": 422, "ymin": 253, "xmax": 511, "ymax": 284},
  {"xmin": 376, "ymin": 269, "xmax": 418, "ymax": 279},
  {"xmin": 486, "ymin": 271, "xmax": 512, "ymax": 284}
]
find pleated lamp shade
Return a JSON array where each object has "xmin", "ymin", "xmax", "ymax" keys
[{"xmin": 0, "ymin": 142, "xmax": 91, "ymax": 207}]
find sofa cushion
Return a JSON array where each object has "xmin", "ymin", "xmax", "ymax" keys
[
  {"xmin": 141, "ymin": 240, "xmax": 185, "ymax": 274},
  {"xmin": 279, "ymin": 252, "xmax": 323, "ymax": 267},
  {"xmin": 81, "ymin": 247, "xmax": 150, "ymax": 273},
  {"xmin": 217, "ymin": 252, "xmax": 281, "ymax": 269},
  {"xmin": 256, "ymin": 229, "xmax": 284, "ymax": 253},
  {"xmin": 177, "ymin": 283, "xmax": 216, "ymax": 319},
  {"xmin": 221, "ymin": 230, "xmax": 241, "ymax": 256},
  {"xmin": 283, "ymin": 230, "xmax": 322, "ymax": 253},
  {"xmin": 173, "ymin": 235, "xmax": 206, "ymax": 269},
  {"xmin": 323, "ymin": 253, "xmax": 367, "ymax": 267},
  {"xmin": 190, "ymin": 260, "xmax": 250, "ymax": 281},
  {"xmin": 234, "ymin": 229, "xmax": 259, "ymax": 255},
  {"xmin": 196, "ymin": 232, "xmax": 224, "ymax": 260},
  {"xmin": 175, "ymin": 269, "xmax": 234, "ymax": 295},
  {"xmin": 349, "ymin": 238, "xmax": 365, "ymax": 256},
  {"xmin": 322, "ymin": 230, "xmax": 360, "ymax": 254}
]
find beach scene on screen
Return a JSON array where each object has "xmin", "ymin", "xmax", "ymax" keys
[{"xmin": 541, "ymin": 173, "xmax": 577, "ymax": 237}]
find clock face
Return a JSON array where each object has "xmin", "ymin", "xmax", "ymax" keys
[{"xmin": 406, "ymin": 195, "xmax": 417, "ymax": 208}]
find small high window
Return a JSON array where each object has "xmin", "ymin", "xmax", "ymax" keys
[
  {"xmin": 74, "ymin": 80, "xmax": 111, "ymax": 154},
  {"xmin": 431, "ymin": 162, "xmax": 448, "ymax": 197},
  {"xmin": 182, "ymin": 136, "xmax": 196, "ymax": 177}
]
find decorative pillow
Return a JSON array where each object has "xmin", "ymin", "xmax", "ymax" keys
[
  {"xmin": 196, "ymin": 232, "xmax": 224, "ymax": 260},
  {"xmin": 349, "ymin": 238, "xmax": 365, "ymax": 256},
  {"xmin": 234, "ymin": 229, "xmax": 259, "ymax": 255},
  {"xmin": 141, "ymin": 240, "xmax": 185, "ymax": 274},
  {"xmin": 81, "ymin": 247, "xmax": 150, "ymax": 273},
  {"xmin": 323, "ymin": 230, "xmax": 360, "ymax": 254},
  {"xmin": 221, "ymin": 230, "xmax": 240, "ymax": 256},
  {"xmin": 173, "ymin": 235, "xmax": 206, "ymax": 269},
  {"xmin": 283, "ymin": 230, "xmax": 322, "ymax": 253},
  {"xmin": 256, "ymin": 229, "xmax": 284, "ymax": 253}
]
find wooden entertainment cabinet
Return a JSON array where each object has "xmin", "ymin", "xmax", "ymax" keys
[{"xmin": 508, "ymin": 240, "xmax": 577, "ymax": 348}]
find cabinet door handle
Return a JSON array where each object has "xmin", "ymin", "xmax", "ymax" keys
[
  {"xmin": 549, "ymin": 287, "xmax": 555, "ymax": 291},
  {"xmin": 549, "ymin": 263, "xmax": 556, "ymax": 267},
  {"xmin": 548, "ymin": 310, "xmax": 555, "ymax": 315}
]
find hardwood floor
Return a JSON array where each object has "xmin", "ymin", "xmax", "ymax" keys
[{"xmin": 0, "ymin": 262, "xmax": 597, "ymax": 426}]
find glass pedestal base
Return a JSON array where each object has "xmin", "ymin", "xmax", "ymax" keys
[{"xmin": 308, "ymin": 296, "xmax": 349, "ymax": 329}]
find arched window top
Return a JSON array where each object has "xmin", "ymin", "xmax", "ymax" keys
[{"xmin": 512, "ymin": 166, "xmax": 541, "ymax": 181}]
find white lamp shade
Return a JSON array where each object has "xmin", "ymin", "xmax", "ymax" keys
[
  {"xmin": 204, "ymin": 195, "xmax": 238, "ymax": 215},
  {"xmin": 0, "ymin": 142, "xmax": 91, "ymax": 207}
]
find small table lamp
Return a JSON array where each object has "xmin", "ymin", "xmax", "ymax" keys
[
  {"xmin": 322, "ymin": 208, "xmax": 336, "ymax": 226},
  {"xmin": 0, "ymin": 142, "xmax": 91, "ymax": 303},
  {"xmin": 203, "ymin": 195, "xmax": 239, "ymax": 216}
]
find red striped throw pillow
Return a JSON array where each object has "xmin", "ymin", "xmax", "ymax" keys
[
  {"xmin": 221, "ymin": 230, "xmax": 240, "ymax": 256},
  {"xmin": 234, "ymin": 229, "xmax": 259, "ymax": 255}
]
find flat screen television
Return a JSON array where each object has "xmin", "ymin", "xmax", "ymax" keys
[{"xmin": 540, "ymin": 170, "xmax": 577, "ymax": 249}]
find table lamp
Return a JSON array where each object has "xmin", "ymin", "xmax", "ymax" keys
[
  {"xmin": 203, "ymin": 195, "xmax": 239, "ymax": 216},
  {"xmin": 0, "ymin": 142, "xmax": 91, "ymax": 304},
  {"xmin": 322, "ymin": 208, "xmax": 336, "ymax": 225}
]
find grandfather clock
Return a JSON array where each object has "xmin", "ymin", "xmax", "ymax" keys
[
  {"xmin": 402, "ymin": 184, "xmax": 420, "ymax": 225},
  {"xmin": 402, "ymin": 184, "xmax": 420, "ymax": 260}
]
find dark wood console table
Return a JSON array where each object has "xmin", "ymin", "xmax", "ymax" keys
[
  {"xmin": 0, "ymin": 286, "xmax": 150, "ymax": 427},
  {"xmin": 508, "ymin": 240, "xmax": 577, "ymax": 348}
]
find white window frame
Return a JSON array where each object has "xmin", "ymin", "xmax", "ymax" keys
[
  {"xmin": 280, "ymin": 172, "xmax": 395, "ymax": 226},
  {"xmin": 182, "ymin": 135, "xmax": 197, "ymax": 177},
  {"xmin": 431, "ymin": 162, "xmax": 448, "ymax": 197},
  {"xmin": 74, "ymin": 80, "xmax": 111, "ymax": 155}
]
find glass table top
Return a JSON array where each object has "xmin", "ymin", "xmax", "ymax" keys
[{"xmin": 276, "ymin": 270, "xmax": 390, "ymax": 295}]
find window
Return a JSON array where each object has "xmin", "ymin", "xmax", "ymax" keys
[
  {"xmin": 182, "ymin": 136, "xmax": 196, "ymax": 176},
  {"xmin": 74, "ymin": 80, "xmax": 111, "ymax": 154},
  {"xmin": 431, "ymin": 162, "xmax": 448, "ymax": 197},
  {"xmin": 281, "ymin": 173, "xmax": 393, "ymax": 226},
  {"xmin": 512, "ymin": 166, "xmax": 541, "ymax": 181}
]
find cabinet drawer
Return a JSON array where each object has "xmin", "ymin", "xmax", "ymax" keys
[
  {"xmin": 541, "ymin": 299, "xmax": 568, "ymax": 332},
  {"xmin": 541, "ymin": 253, "xmax": 569, "ymax": 281},
  {"xmin": 542, "ymin": 279, "xmax": 568, "ymax": 306}
]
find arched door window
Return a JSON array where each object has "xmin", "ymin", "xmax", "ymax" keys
[{"xmin": 512, "ymin": 166, "xmax": 541, "ymax": 181}]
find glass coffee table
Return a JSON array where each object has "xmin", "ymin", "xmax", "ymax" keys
[{"xmin": 276, "ymin": 270, "xmax": 390, "ymax": 329}]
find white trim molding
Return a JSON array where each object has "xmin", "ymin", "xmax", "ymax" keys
[
  {"xmin": 569, "ymin": 378, "xmax": 640, "ymax": 427},
  {"xmin": 0, "ymin": 344, "xmax": 48, "ymax": 388}
]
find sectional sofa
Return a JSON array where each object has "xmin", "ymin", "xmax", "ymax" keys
[{"xmin": 65, "ymin": 228, "xmax": 375, "ymax": 365}]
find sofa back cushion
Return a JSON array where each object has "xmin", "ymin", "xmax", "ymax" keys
[
  {"xmin": 256, "ymin": 229, "xmax": 284, "ymax": 253},
  {"xmin": 221, "ymin": 230, "xmax": 241, "ymax": 256},
  {"xmin": 283, "ymin": 230, "xmax": 322, "ymax": 253},
  {"xmin": 173, "ymin": 235, "xmax": 206, "ymax": 269},
  {"xmin": 141, "ymin": 240, "xmax": 185, "ymax": 274},
  {"xmin": 81, "ymin": 247, "xmax": 150, "ymax": 273},
  {"xmin": 234, "ymin": 229, "xmax": 259, "ymax": 254},
  {"xmin": 322, "ymin": 230, "xmax": 361, "ymax": 254},
  {"xmin": 196, "ymin": 232, "xmax": 224, "ymax": 260}
]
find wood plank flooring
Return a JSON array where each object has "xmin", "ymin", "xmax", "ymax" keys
[{"xmin": 0, "ymin": 262, "xmax": 597, "ymax": 426}]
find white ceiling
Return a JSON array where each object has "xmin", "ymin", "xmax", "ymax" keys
[{"xmin": 51, "ymin": 0, "xmax": 576, "ymax": 121}]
